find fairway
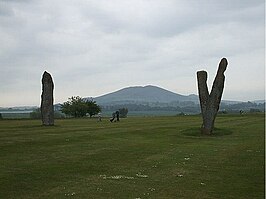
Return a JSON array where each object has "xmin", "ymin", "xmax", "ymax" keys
[{"xmin": 0, "ymin": 114, "xmax": 264, "ymax": 199}]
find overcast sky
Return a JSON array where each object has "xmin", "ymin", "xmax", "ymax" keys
[{"xmin": 0, "ymin": 0, "xmax": 265, "ymax": 107}]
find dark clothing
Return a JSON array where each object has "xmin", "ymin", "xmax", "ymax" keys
[
  {"xmin": 110, "ymin": 111, "xmax": 120, "ymax": 122},
  {"xmin": 116, "ymin": 111, "xmax": 120, "ymax": 122},
  {"xmin": 110, "ymin": 112, "xmax": 116, "ymax": 122}
]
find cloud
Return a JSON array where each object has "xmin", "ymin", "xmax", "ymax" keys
[{"xmin": 0, "ymin": 0, "xmax": 264, "ymax": 106}]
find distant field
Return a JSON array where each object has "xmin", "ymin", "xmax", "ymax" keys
[
  {"xmin": 0, "ymin": 114, "xmax": 264, "ymax": 198},
  {"xmin": 102, "ymin": 110, "xmax": 182, "ymax": 117},
  {"xmin": 1, "ymin": 113, "xmax": 31, "ymax": 119},
  {"xmin": 0, "ymin": 110, "xmax": 186, "ymax": 119}
]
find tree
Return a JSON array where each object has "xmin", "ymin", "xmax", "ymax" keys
[
  {"xmin": 119, "ymin": 108, "xmax": 128, "ymax": 118},
  {"xmin": 0, "ymin": 113, "xmax": 3, "ymax": 120},
  {"xmin": 86, "ymin": 100, "xmax": 101, "ymax": 118},
  {"xmin": 61, "ymin": 96, "xmax": 101, "ymax": 118}
]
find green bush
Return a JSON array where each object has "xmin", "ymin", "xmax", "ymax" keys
[
  {"xmin": 61, "ymin": 96, "xmax": 101, "ymax": 118},
  {"xmin": 119, "ymin": 108, "xmax": 128, "ymax": 118}
]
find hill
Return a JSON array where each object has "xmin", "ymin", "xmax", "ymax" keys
[
  {"xmin": 83, "ymin": 85, "xmax": 265, "ymax": 115},
  {"xmin": 88, "ymin": 85, "xmax": 199, "ymax": 106}
]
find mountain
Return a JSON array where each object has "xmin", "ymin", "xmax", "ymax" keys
[{"xmin": 88, "ymin": 85, "xmax": 199, "ymax": 106}]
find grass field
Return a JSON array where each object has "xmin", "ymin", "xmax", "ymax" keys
[{"xmin": 0, "ymin": 114, "xmax": 264, "ymax": 199}]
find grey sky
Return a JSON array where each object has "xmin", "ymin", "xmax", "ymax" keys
[{"xmin": 0, "ymin": 0, "xmax": 265, "ymax": 107}]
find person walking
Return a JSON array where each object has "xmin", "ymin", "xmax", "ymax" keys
[
  {"xmin": 116, "ymin": 110, "xmax": 120, "ymax": 122},
  {"xmin": 110, "ymin": 112, "xmax": 116, "ymax": 122},
  {"xmin": 98, "ymin": 112, "xmax": 102, "ymax": 122}
]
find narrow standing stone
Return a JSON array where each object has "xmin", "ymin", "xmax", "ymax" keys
[
  {"xmin": 197, "ymin": 58, "xmax": 228, "ymax": 134},
  {"xmin": 41, "ymin": 71, "xmax": 54, "ymax": 126}
]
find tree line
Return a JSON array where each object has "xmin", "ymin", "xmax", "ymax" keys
[
  {"xmin": 29, "ymin": 96, "xmax": 264, "ymax": 119},
  {"xmin": 30, "ymin": 96, "xmax": 101, "ymax": 119},
  {"xmin": 30, "ymin": 96, "xmax": 130, "ymax": 119}
]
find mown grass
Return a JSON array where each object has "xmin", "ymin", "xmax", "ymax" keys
[{"xmin": 0, "ymin": 114, "xmax": 264, "ymax": 199}]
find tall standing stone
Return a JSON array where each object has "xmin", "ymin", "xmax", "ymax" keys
[
  {"xmin": 41, "ymin": 71, "xmax": 54, "ymax": 126},
  {"xmin": 197, "ymin": 58, "xmax": 228, "ymax": 134}
]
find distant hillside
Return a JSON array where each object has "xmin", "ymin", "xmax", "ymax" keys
[
  {"xmin": 83, "ymin": 85, "xmax": 263, "ymax": 115},
  {"xmin": 86, "ymin": 85, "xmax": 199, "ymax": 106},
  {"xmin": 1, "ymin": 85, "xmax": 263, "ymax": 117}
]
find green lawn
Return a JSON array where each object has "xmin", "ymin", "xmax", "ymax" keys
[{"xmin": 0, "ymin": 114, "xmax": 264, "ymax": 199}]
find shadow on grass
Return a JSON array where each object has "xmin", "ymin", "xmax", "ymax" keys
[{"xmin": 181, "ymin": 127, "xmax": 233, "ymax": 137}]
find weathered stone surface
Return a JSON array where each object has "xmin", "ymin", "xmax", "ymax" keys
[
  {"xmin": 197, "ymin": 58, "xmax": 228, "ymax": 134},
  {"xmin": 41, "ymin": 71, "xmax": 54, "ymax": 126}
]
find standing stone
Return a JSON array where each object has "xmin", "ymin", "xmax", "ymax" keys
[
  {"xmin": 197, "ymin": 58, "xmax": 228, "ymax": 134},
  {"xmin": 41, "ymin": 71, "xmax": 54, "ymax": 126}
]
